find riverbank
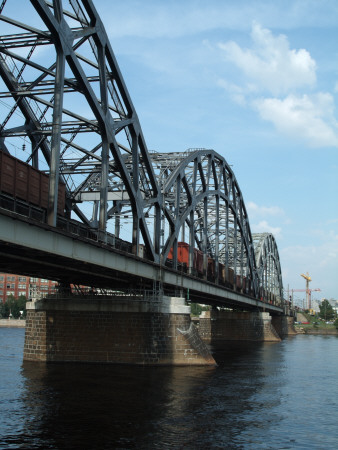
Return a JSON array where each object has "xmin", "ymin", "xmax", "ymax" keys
[
  {"xmin": 298, "ymin": 328, "xmax": 338, "ymax": 335},
  {"xmin": 1, "ymin": 319, "xmax": 336, "ymax": 336},
  {"xmin": 295, "ymin": 311, "xmax": 337, "ymax": 336},
  {"xmin": 0, "ymin": 319, "xmax": 26, "ymax": 328}
]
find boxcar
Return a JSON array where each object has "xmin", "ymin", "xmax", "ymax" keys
[{"xmin": 0, "ymin": 150, "xmax": 65, "ymax": 215}]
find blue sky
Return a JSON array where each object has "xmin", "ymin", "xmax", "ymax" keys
[{"xmin": 92, "ymin": 0, "xmax": 338, "ymax": 301}]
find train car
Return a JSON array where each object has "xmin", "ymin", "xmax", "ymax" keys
[
  {"xmin": 166, "ymin": 242, "xmax": 253, "ymax": 293},
  {"xmin": 207, "ymin": 257, "xmax": 215, "ymax": 281},
  {"xmin": 228, "ymin": 268, "xmax": 234, "ymax": 288},
  {"xmin": 0, "ymin": 150, "xmax": 65, "ymax": 215},
  {"xmin": 195, "ymin": 248, "xmax": 203, "ymax": 275},
  {"xmin": 167, "ymin": 242, "xmax": 203, "ymax": 275},
  {"xmin": 219, "ymin": 263, "xmax": 226, "ymax": 285},
  {"xmin": 235, "ymin": 274, "xmax": 242, "ymax": 292}
]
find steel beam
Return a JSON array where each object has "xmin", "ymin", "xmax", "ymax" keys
[{"xmin": 0, "ymin": 212, "xmax": 283, "ymax": 313}]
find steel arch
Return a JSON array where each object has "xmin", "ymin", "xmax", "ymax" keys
[
  {"xmin": 0, "ymin": 0, "xmax": 161, "ymax": 261},
  {"xmin": 252, "ymin": 233, "xmax": 283, "ymax": 304},
  {"xmin": 147, "ymin": 149, "xmax": 259, "ymax": 295}
]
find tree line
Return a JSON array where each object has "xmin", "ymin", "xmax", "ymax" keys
[
  {"xmin": 318, "ymin": 299, "xmax": 336, "ymax": 321},
  {"xmin": 0, "ymin": 295, "xmax": 27, "ymax": 319}
]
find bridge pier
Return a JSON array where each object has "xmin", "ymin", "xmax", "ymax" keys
[
  {"xmin": 271, "ymin": 315, "xmax": 297, "ymax": 338},
  {"xmin": 24, "ymin": 296, "xmax": 216, "ymax": 366},
  {"xmin": 198, "ymin": 309, "xmax": 282, "ymax": 342}
]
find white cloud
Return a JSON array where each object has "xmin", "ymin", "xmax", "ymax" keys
[
  {"xmin": 251, "ymin": 220, "xmax": 282, "ymax": 237},
  {"xmin": 218, "ymin": 23, "xmax": 316, "ymax": 96},
  {"xmin": 217, "ymin": 80, "xmax": 247, "ymax": 106},
  {"xmin": 216, "ymin": 23, "xmax": 338, "ymax": 148},
  {"xmin": 247, "ymin": 201, "xmax": 285, "ymax": 217},
  {"xmin": 254, "ymin": 93, "xmax": 338, "ymax": 147}
]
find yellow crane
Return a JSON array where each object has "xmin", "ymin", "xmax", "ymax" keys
[{"xmin": 301, "ymin": 272, "xmax": 312, "ymax": 309}]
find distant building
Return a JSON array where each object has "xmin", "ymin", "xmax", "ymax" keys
[
  {"xmin": 311, "ymin": 299, "xmax": 321, "ymax": 313},
  {"xmin": 328, "ymin": 298, "xmax": 338, "ymax": 307},
  {"xmin": 0, "ymin": 273, "xmax": 57, "ymax": 303}
]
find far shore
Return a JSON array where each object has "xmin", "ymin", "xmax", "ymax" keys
[
  {"xmin": 0, "ymin": 319, "xmax": 26, "ymax": 328},
  {"xmin": 300, "ymin": 329, "xmax": 338, "ymax": 336},
  {"xmin": 1, "ymin": 319, "xmax": 337, "ymax": 337}
]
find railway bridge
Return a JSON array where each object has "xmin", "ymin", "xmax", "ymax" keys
[{"xmin": 0, "ymin": 0, "xmax": 296, "ymax": 365}]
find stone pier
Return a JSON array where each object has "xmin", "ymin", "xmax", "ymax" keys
[
  {"xmin": 24, "ymin": 296, "xmax": 216, "ymax": 366},
  {"xmin": 198, "ymin": 309, "xmax": 282, "ymax": 342},
  {"xmin": 271, "ymin": 315, "xmax": 297, "ymax": 338}
]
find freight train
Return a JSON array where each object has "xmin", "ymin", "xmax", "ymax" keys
[
  {"xmin": 167, "ymin": 241, "xmax": 253, "ymax": 295},
  {"xmin": 166, "ymin": 242, "xmax": 280, "ymax": 303},
  {"xmin": 0, "ymin": 150, "xmax": 65, "ymax": 215}
]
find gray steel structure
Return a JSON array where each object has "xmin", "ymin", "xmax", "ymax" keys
[
  {"xmin": 252, "ymin": 233, "xmax": 283, "ymax": 303},
  {"xmin": 0, "ymin": 0, "xmax": 283, "ymax": 302}
]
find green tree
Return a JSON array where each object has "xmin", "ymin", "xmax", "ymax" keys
[
  {"xmin": 191, "ymin": 302, "xmax": 203, "ymax": 316},
  {"xmin": 190, "ymin": 303, "xmax": 210, "ymax": 317},
  {"xmin": 17, "ymin": 295, "xmax": 27, "ymax": 318},
  {"xmin": 0, "ymin": 301, "xmax": 10, "ymax": 318},
  {"xmin": 319, "ymin": 299, "xmax": 335, "ymax": 321},
  {"xmin": 5, "ymin": 294, "xmax": 27, "ymax": 319},
  {"xmin": 334, "ymin": 318, "xmax": 338, "ymax": 330}
]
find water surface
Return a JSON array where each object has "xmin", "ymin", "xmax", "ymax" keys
[{"xmin": 0, "ymin": 328, "xmax": 337, "ymax": 449}]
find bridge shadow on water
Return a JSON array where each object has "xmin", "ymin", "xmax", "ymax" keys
[{"xmin": 17, "ymin": 340, "xmax": 285, "ymax": 449}]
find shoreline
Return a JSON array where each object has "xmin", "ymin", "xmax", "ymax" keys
[
  {"xmin": 296, "ymin": 328, "xmax": 337, "ymax": 336},
  {"xmin": 303, "ymin": 329, "xmax": 337, "ymax": 335},
  {"xmin": 0, "ymin": 319, "xmax": 26, "ymax": 328},
  {"xmin": 1, "ymin": 320, "xmax": 336, "ymax": 336}
]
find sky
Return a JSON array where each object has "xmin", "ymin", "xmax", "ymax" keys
[
  {"xmin": 1, "ymin": 1, "xmax": 337, "ymax": 302},
  {"xmin": 92, "ymin": 0, "xmax": 338, "ymax": 302}
]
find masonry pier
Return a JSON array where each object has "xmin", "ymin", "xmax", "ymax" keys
[
  {"xmin": 271, "ymin": 315, "xmax": 298, "ymax": 338},
  {"xmin": 198, "ymin": 309, "xmax": 295, "ymax": 342},
  {"xmin": 24, "ymin": 296, "xmax": 216, "ymax": 366}
]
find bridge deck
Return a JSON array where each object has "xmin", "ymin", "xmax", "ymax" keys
[{"xmin": 0, "ymin": 209, "xmax": 283, "ymax": 314}]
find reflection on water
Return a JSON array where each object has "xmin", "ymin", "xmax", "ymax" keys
[{"xmin": 1, "ymin": 329, "xmax": 338, "ymax": 449}]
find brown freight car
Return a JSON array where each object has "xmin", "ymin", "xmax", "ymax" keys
[{"xmin": 0, "ymin": 150, "xmax": 65, "ymax": 215}]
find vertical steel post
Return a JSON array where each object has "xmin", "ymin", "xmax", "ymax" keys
[
  {"xmin": 47, "ymin": 5, "xmax": 65, "ymax": 227},
  {"xmin": 203, "ymin": 196, "xmax": 208, "ymax": 278},
  {"xmin": 132, "ymin": 134, "xmax": 140, "ymax": 255},
  {"xmin": 97, "ymin": 44, "xmax": 109, "ymax": 238},
  {"xmin": 189, "ymin": 209, "xmax": 194, "ymax": 275},
  {"xmin": 215, "ymin": 194, "xmax": 219, "ymax": 283}
]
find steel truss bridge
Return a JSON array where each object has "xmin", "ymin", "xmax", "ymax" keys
[{"xmin": 0, "ymin": 0, "xmax": 284, "ymax": 311}]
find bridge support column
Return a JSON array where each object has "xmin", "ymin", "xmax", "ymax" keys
[
  {"xmin": 24, "ymin": 296, "xmax": 216, "ymax": 366},
  {"xmin": 198, "ymin": 309, "xmax": 281, "ymax": 342},
  {"xmin": 271, "ymin": 315, "xmax": 297, "ymax": 338}
]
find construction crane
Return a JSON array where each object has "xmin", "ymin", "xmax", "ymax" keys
[
  {"xmin": 291, "ymin": 289, "xmax": 321, "ymax": 309},
  {"xmin": 301, "ymin": 272, "xmax": 312, "ymax": 309}
]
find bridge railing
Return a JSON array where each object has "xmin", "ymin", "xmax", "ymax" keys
[{"xmin": 0, "ymin": 193, "xmax": 46, "ymax": 222}]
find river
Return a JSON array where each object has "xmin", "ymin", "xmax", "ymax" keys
[{"xmin": 0, "ymin": 328, "xmax": 337, "ymax": 449}]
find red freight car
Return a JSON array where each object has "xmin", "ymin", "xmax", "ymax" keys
[
  {"xmin": 0, "ymin": 150, "xmax": 65, "ymax": 215},
  {"xmin": 167, "ymin": 242, "xmax": 203, "ymax": 275},
  {"xmin": 167, "ymin": 242, "xmax": 246, "ymax": 290}
]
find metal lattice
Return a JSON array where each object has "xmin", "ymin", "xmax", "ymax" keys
[
  {"xmin": 0, "ymin": 0, "xmax": 284, "ymax": 301},
  {"xmin": 252, "ymin": 233, "xmax": 283, "ymax": 304}
]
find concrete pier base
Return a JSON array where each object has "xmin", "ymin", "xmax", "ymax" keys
[
  {"xmin": 198, "ymin": 310, "xmax": 281, "ymax": 342},
  {"xmin": 271, "ymin": 315, "xmax": 297, "ymax": 338},
  {"xmin": 24, "ymin": 296, "xmax": 216, "ymax": 366}
]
